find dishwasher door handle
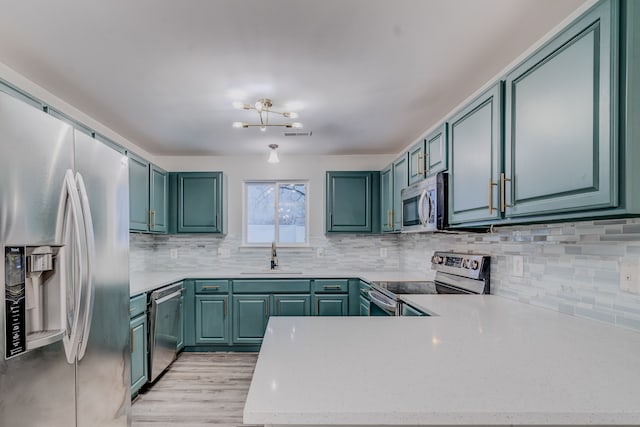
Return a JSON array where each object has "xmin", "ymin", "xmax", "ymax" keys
[
  {"xmin": 368, "ymin": 291, "xmax": 396, "ymax": 312},
  {"xmin": 153, "ymin": 290, "xmax": 182, "ymax": 305}
]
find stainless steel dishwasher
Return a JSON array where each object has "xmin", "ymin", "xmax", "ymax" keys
[{"xmin": 148, "ymin": 282, "xmax": 183, "ymax": 382}]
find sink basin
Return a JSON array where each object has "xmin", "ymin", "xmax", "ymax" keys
[{"xmin": 240, "ymin": 271, "xmax": 304, "ymax": 275}]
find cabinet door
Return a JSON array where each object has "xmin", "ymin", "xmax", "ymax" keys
[
  {"xmin": 130, "ymin": 314, "xmax": 147, "ymax": 394},
  {"xmin": 380, "ymin": 166, "xmax": 394, "ymax": 232},
  {"xmin": 176, "ymin": 294, "xmax": 184, "ymax": 351},
  {"xmin": 273, "ymin": 295, "xmax": 311, "ymax": 316},
  {"xmin": 128, "ymin": 152, "xmax": 150, "ymax": 232},
  {"xmin": 504, "ymin": 0, "xmax": 618, "ymax": 217},
  {"xmin": 149, "ymin": 164, "xmax": 168, "ymax": 233},
  {"xmin": 314, "ymin": 295, "xmax": 348, "ymax": 316},
  {"xmin": 326, "ymin": 172, "xmax": 373, "ymax": 232},
  {"xmin": 426, "ymin": 123, "xmax": 447, "ymax": 176},
  {"xmin": 392, "ymin": 155, "xmax": 408, "ymax": 231},
  {"xmin": 177, "ymin": 172, "xmax": 222, "ymax": 233},
  {"xmin": 195, "ymin": 295, "xmax": 229, "ymax": 344},
  {"xmin": 232, "ymin": 295, "xmax": 270, "ymax": 344},
  {"xmin": 448, "ymin": 83, "xmax": 503, "ymax": 224},
  {"xmin": 408, "ymin": 141, "xmax": 426, "ymax": 185},
  {"xmin": 359, "ymin": 295, "xmax": 370, "ymax": 316}
]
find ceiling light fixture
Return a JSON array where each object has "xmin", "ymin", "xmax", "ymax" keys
[
  {"xmin": 232, "ymin": 98, "xmax": 302, "ymax": 132},
  {"xmin": 267, "ymin": 144, "xmax": 280, "ymax": 164}
]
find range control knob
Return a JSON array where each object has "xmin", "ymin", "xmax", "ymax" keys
[
  {"xmin": 462, "ymin": 259, "xmax": 470, "ymax": 269},
  {"xmin": 470, "ymin": 260, "xmax": 480, "ymax": 270},
  {"xmin": 432, "ymin": 255, "xmax": 444, "ymax": 264}
]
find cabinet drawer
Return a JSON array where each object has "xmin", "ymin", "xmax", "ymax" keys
[
  {"xmin": 129, "ymin": 294, "xmax": 147, "ymax": 318},
  {"xmin": 233, "ymin": 279, "xmax": 310, "ymax": 293},
  {"xmin": 195, "ymin": 280, "xmax": 229, "ymax": 294},
  {"xmin": 313, "ymin": 279, "xmax": 348, "ymax": 293}
]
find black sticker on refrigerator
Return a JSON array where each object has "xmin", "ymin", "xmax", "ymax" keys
[{"xmin": 5, "ymin": 246, "xmax": 26, "ymax": 359}]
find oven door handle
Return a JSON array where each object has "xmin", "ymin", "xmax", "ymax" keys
[{"xmin": 368, "ymin": 291, "xmax": 397, "ymax": 313}]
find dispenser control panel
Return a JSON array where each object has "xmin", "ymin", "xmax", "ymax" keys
[{"xmin": 5, "ymin": 246, "xmax": 26, "ymax": 359}]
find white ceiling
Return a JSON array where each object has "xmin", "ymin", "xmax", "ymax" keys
[{"xmin": 0, "ymin": 0, "xmax": 586, "ymax": 156}]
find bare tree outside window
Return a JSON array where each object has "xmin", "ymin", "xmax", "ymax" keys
[{"xmin": 246, "ymin": 181, "xmax": 307, "ymax": 244}]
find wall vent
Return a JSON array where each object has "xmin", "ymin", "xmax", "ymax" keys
[{"xmin": 283, "ymin": 131, "xmax": 312, "ymax": 137}]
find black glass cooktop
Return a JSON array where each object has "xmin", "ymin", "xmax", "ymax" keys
[{"xmin": 371, "ymin": 281, "xmax": 436, "ymax": 297}]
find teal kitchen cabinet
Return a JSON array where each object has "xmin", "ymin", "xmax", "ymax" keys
[
  {"xmin": 380, "ymin": 165, "xmax": 394, "ymax": 232},
  {"xmin": 408, "ymin": 123, "xmax": 447, "ymax": 185},
  {"xmin": 503, "ymin": 0, "xmax": 618, "ymax": 218},
  {"xmin": 359, "ymin": 296, "xmax": 370, "ymax": 316},
  {"xmin": 448, "ymin": 83, "xmax": 503, "ymax": 225},
  {"xmin": 130, "ymin": 293, "xmax": 148, "ymax": 396},
  {"xmin": 195, "ymin": 295, "xmax": 230, "ymax": 344},
  {"xmin": 128, "ymin": 152, "xmax": 150, "ymax": 232},
  {"xmin": 401, "ymin": 303, "xmax": 426, "ymax": 316},
  {"xmin": 314, "ymin": 294, "xmax": 349, "ymax": 316},
  {"xmin": 326, "ymin": 171, "xmax": 380, "ymax": 233},
  {"xmin": 232, "ymin": 295, "xmax": 270, "ymax": 344},
  {"xmin": 272, "ymin": 295, "xmax": 311, "ymax": 316},
  {"xmin": 128, "ymin": 152, "xmax": 168, "ymax": 233},
  {"xmin": 176, "ymin": 172, "xmax": 226, "ymax": 233},
  {"xmin": 358, "ymin": 281, "xmax": 371, "ymax": 316},
  {"xmin": 149, "ymin": 164, "xmax": 168, "ymax": 233},
  {"xmin": 392, "ymin": 155, "xmax": 408, "ymax": 231}
]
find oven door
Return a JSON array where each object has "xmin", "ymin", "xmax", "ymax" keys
[{"xmin": 368, "ymin": 290, "xmax": 397, "ymax": 316}]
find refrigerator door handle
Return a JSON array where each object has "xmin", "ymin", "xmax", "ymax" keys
[
  {"xmin": 55, "ymin": 169, "xmax": 88, "ymax": 364},
  {"xmin": 75, "ymin": 172, "xmax": 96, "ymax": 361}
]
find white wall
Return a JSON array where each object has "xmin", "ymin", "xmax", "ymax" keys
[{"xmin": 157, "ymin": 154, "xmax": 394, "ymax": 237}]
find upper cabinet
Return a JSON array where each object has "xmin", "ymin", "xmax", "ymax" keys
[
  {"xmin": 503, "ymin": 0, "xmax": 618, "ymax": 218},
  {"xmin": 176, "ymin": 172, "xmax": 226, "ymax": 233},
  {"xmin": 392, "ymin": 155, "xmax": 408, "ymax": 231},
  {"xmin": 128, "ymin": 152, "xmax": 168, "ymax": 233},
  {"xmin": 448, "ymin": 83, "xmax": 503, "ymax": 225},
  {"xmin": 326, "ymin": 171, "xmax": 380, "ymax": 233},
  {"xmin": 408, "ymin": 123, "xmax": 448, "ymax": 185}
]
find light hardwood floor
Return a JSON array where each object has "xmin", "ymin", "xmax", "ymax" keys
[{"xmin": 132, "ymin": 352, "xmax": 259, "ymax": 427}]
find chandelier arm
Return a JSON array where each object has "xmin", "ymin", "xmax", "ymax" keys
[{"xmin": 244, "ymin": 124, "xmax": 293, "ymax": 127}]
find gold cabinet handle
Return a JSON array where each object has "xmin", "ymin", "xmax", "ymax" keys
[
  {"xmin": 316, "ymin": 298, "xmax": 320, "ymax": 315},
  {"xmin": 323, "ymin": 285, "xmax": 342, "ymax": 290},
  {"xmin": 424, "ymin": 152, "xmax": 430, "ymax": 175},
  {"xmin": 216, "ymin": 214, "xmax": 219, "ymax": 231},
  {"xmin": 202, "ymin": 285, "xmax": 220, "ymax": 290},
  {"xmin": 330, "ymin": 212, "xmax": 333, "ymax": 228},
  {"xmin": 386, "ymin": 210, "xmax": 391, "ymax": 229},
  {"xmin": 488, "ymin": 179, "xmax": 498, "ymax": 214},
  {"xmin": 130, "ymin": 328, "xmax": 134, "ymax": 353},
  {"xmin": 151, "ymin": 210, "xmax": 156, "ymax": 228},
  {"xmin": 148, "ymin": 210, "xmax": 152, "ymax": 229},
  {"xmin": 223, "ymin": 298, "xmax": 227, "ymax": 317},
  {"xmin": 417, "ymin": 153, "xmax": 424, "ymax": 175},
  {"xmin": 501, "ymin": 172, "xmax": 512, "ymax": 213}
]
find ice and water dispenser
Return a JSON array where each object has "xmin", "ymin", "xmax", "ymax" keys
[{"xmin": 4, "ymin": 244, "xmax": 64, "ymax": 359}]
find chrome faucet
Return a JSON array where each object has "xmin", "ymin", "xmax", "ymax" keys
[{"xmin": 270, "ymin": 241, "xmax": 278, "ymax": 270}]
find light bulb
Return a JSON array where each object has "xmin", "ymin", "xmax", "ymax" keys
[
  {"xmin": 291, "ymin": 122, "xmax": 303, "ymax": 129},
  {"xmin": 232, "ymin": 101, "xmax": 246, "ymax": 109},
  {"xmin": 268, "ymin": 144, "xmax": 279, "ymax": 164},
  {"xmin": 232, "ymin": 122, "xmax": 247, "ymax": 128},
  {"xmin": 283, "ymin": 112, "xmax": 298, "ymax": 119},
  {"xmin": 260, "ymin": 126, "xmax": 267, "ymax": 132},
  {"xmin": 255, "ymin": 100, "xmax": 264, "ymax": 111}
]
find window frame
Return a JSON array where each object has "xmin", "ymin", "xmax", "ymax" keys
[{"xmin": 242, "ymin": 179, "xmax": 310, "ymax": 247}]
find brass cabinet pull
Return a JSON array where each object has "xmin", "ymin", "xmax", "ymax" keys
[
  {"xmin": 424, "ymin": 152, "xmax": 429, "ymax": 175},
  {"xmin": 488, "ymin": 179, "xmax": 498, "ymax": 214},
  {"xmin": 501, "ymin": 173, "xmax": 512, "ymax": 212},
  {"xmin": 129, "ymin": 307, "xmax": 134, "ymax": 313},
  {"xmin": 202, "ymin": 285, "xmax": 220, "ymax": 290},
  {"xmin": 130, "ymin": 328, "xmax": 134, "ymax": 353},
  {"xmin": 148, "ymin": 210, "xmax": 152, "ymax": 229},
  {"xmin": 316, "ymin": 298, "xmax": 320, "ymax": 315},
  {"xmin": 151, "ymin": 210, "xmax": 156, "ymax": 228},
  {"xmin": 417, "ymin": 153, "xmax": 424, "ymax": 175},
  {"xmin": 324, "ymin": 285, "xmax": 342, "ymax": 290},
  {"xmin": 330, "ymin": 212, "xmax": 333, "ymax": 228},
  {"xmin": 386, "ymin": 210, "xmax": 391, "ymax": 229},
  {"xmin": 223, "ymin": 299, "xmax": 227, "ymax": 317},
  {"xmin": 216, "ymin": 214, "xmax": 219, "ymax": 230}
]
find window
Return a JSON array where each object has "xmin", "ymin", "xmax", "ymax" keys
[{"xmin": 244, "ymin": 181, "xmax": 308, "ymax": 245}]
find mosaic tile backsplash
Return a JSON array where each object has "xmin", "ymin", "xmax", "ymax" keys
[{"xmin": 131, "ymin": 218, "xmax": 640, "ymax": 332}]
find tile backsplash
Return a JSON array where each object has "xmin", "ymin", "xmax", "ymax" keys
[{"xmin": 131, "ymin": 218, "xmax": 640, "ymax": 332}]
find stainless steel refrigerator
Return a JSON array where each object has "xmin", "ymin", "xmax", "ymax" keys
[{"xmin": 0, "ymin": 89, "xmax": 130, "ymax": 426}]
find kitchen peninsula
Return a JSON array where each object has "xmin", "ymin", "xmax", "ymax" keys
[{"xmin": 243, "ymin": 295, "xmax": 640, "ymax": 426}]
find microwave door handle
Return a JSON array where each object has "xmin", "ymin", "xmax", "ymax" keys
[
  {"xmin": 426, "ymin": 192, "xmax": 433, "ymax": 226},
  {"xmin": 75, "ymin": 173, "xmax": 95, "ymax": 361},
  {"xmin": 55, "ymin": 169, "xmax": 87, "ymax": 364},
  {"xmin": 417, "ymin": 190, "xmax": 427, "ymax": 225}
]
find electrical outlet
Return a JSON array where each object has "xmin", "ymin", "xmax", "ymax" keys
[
  {"xmin": 512, "ymin": 255, "xmax": 524, "ymax": 277},
  {"xmin": 620, "ymin": 261, "xmax": 640, "ymax": 294},
  {"xmin": 380, "ymin": 247, "xmax": 388, "ymax": 258},
  {"xmin": 316, "ymin": 247, "xmax": 324, "ymax": 257},
  {"xmin": 170, "ymin": 249, "xmax": 178, "ymax": 259}
]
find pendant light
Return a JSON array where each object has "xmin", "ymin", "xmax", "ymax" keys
[{"xmin": 267, "ymin": 144, "xmax": 280, "ymax": 164}]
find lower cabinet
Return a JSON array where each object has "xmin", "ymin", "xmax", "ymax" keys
[
  {"xmin": 359, "ymin": 295, "xmax": 370, "ymax": 316},
  {"xmin": 195, "ymin": 295, "xmax": 230, "ymax": 344},
  {"xmin": 232, "ymin": 295, "xmax": 270, "ymax": 344},
  {"xmin": 273, "ymin": 294, "xmax": 311, "ymax": 316},
  {"xmin": 314, "ymin": 294, "xmax": 349, "ymax": 316},
  {"xmin": 177, "ymin": 293, "xmax": 185, "ymax": 351},
  {"xmin": 130, "ymin": 314, "xmax": 148, "ymax": 395}
]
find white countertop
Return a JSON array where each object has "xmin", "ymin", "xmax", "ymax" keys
[
  {"xmin": 243, "ymin": 295, "xmax": 640, "ymax": 426},
  {"xmin": 129, "ymin": 270, "xmax": 431, "ymax": 296}
]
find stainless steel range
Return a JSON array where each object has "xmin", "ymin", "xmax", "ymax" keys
[{"xmin": 369, "ymin": 251, "xmax": 490, "ymax": 316}]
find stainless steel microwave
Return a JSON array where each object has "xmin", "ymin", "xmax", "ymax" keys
[{"xmin": 400, "ymin": 171, "xmax": 448, "ymax": 233}]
